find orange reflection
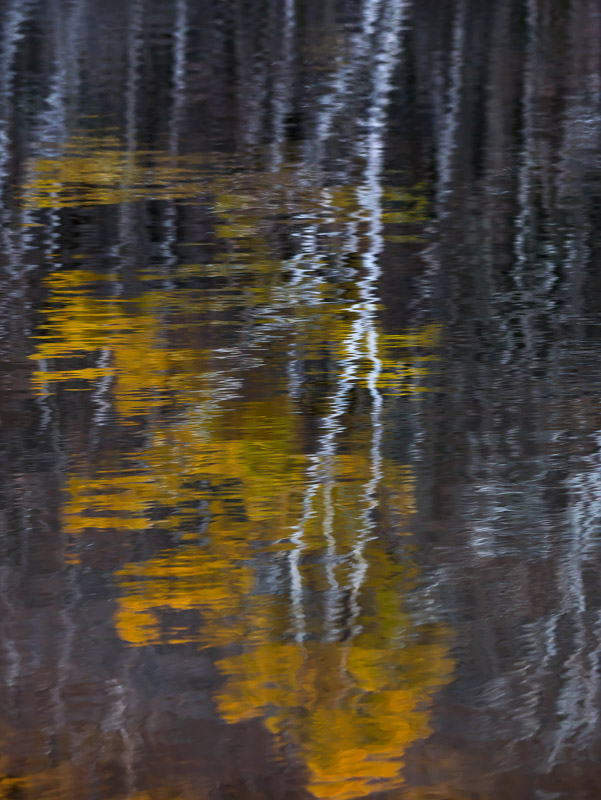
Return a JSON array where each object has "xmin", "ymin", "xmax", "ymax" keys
[
  {"xmin": 217, "ymin": 636, "xmax": 452, "ymax": 800},
  {"xmin": 26, "ymin": 145, "xmax": 451, "ymax": 799}
]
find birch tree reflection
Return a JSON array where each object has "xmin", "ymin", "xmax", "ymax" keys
[{"xmin": 1, "ymin": 0, "xmax": 601, "ymax": 799}]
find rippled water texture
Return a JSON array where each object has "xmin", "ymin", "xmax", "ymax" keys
[{"xmin": 2, "ymin": 0, "xmax": 601, "ymax": 798}]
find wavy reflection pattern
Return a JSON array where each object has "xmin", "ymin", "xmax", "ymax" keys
[{"xmin": 11, "ymin": 0, "xmax": 454, "ymax": 798}]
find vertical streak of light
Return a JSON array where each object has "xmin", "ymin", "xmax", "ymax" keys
[
  {"xmin": 322, "ymin": 480, "xmax": 341, "ymax": 641},
  {"xmin": 0, "ymin": 0, "xmax": 32, "ymax": 272},
  {"xmin": 51, "ymin": 567, "xmax": 79, "ymax": 752},
  {"xmin": 288, "ymin": 243, "xmax": 366, "ymax": 643},
  {"xmin": 234, "ymin": 0, "xmax": 268, "ymax": 154},
  {"xmin": 37, "ymin": 0, "xmax": 70, "ymax": 270},
  {"xmin": 580, "ymin": 609, "xmax": 601, "ymax": 748},
  {"xmin": 518, "ymin": 613, "xmax": 560, "ymax": 738},
  {"xmin": 160, "ymin": 0, "xmax": 189, "ymax": 294},
  {"xmin": 286, "ymin": 0, "xmax": 384, "ymax": 638},
  {"xmin": 117, "ymin": 0, "xmax": 144, "ymax": 300},
  {"xmin": 410, "ymin": 0, "xmax": 464, "ymax": 402},
  {"xmin": 307, "ymin": 0, "xmax": 383, "ymax": 169},
  {"xmin": 0, "ymin": 0, "xmax": 30, "ymax": 192},
  {"xmin": 91, "ymin": 348, "xmax": 113, "ymax": 429},
  {"xmin": 102, "ymin": 676, "xmax": 137, "ymax": 798},
  {"xmin": 121, "ymin": 0, "xmax": 144, "ymax": 259},
  {"xmin": 287, "ymin": 0, "xmax": 408, "ymax": 643},
  {"xmin": 125, "ymin": 0, "xmax": 143, "ymax": 155},
  {"xmin": 271, "ymin": 0, "xmax": 295, "ymax": 170},
  {"xmin": 513, "ymin": 0, "xmax": 538, "ymax": 360},
  {"xmin": 436, "ymin": 0, "xmax": 466, "ymax": 212},
  {"xmin": 547, "ymin": 563, "xmax": 588, "ymax": 767},
  {"xmin": 169, "ymin": 0, "xmax": 188, "ymax": 157},
  {"xmin": 547, "ymin": 431, "xmax": 601, "ymax": 765},
  {"xmin": 285, "ymin": 188, "xmax": 363, "ymax": 642},
  {"xmin": 0, "ymin": 566, "xmax": 19, "ymax": 699},
  {"xmin": 349, "ymin": 0, "xmax": 407, "ymax": 633},
  {"xmin": 19, "ymin": 0, "xmax": 87, "ymax": 433},
  {"xmin": 36, "ymin": 0, "xmax": 87, "ymax": 272}
]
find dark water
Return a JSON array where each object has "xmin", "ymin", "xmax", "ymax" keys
[{"xmin": 2, "ymin": 0, "xmax": 601, "ymax": 798}]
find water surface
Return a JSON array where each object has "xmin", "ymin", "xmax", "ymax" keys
[{"xmin": 2, "ymin": 0, "xmax": 601, "ymax": 798}]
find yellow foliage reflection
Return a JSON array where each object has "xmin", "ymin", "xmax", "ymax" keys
[
  {"xmin": 217, "ymin": 636, "xmax": 452, "ymax": 800},
  {"xmin": 21, "ymin": 136, "xmax": 207, "ymax": 208},
  {"xmin": 25, "ymin": 141, "xmax": 452, "ymax": 799}
]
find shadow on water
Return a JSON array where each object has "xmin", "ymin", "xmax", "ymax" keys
[{"xmin": 2, "ymin": 0, "xmax": 601, "ymax": 798}]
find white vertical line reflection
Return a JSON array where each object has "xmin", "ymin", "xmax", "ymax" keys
[
  {"xmin": 436, "ymin": 0, "xmax": 466, "ymax": 212},
  {"xmin": 287, "ymin": 0, "xmax": 408, "ymax": 643},
  {"xmin": 271, "ymin": 0, "xmax": 295, "ymax": 170},
  {"xmin": 349, "ymin": 0, "xmax": 407, "ymax": 635},
  {"xmin": 307, "ymin": 0, "xmax": 384, "ymax": 169},
  {"xmin": 169, "ymin": 0, "xmax": 188, "ymax": 157},
  {"xmin": 287, "ymin": 256, "xmax": 366, "ymax": 643},
  {"xmin": 0, "ymin": 0, "xmax": 34, "ymax": 273},
  {"xmin": 125, "ymin": 0, "xmax": 144, "ymax": 155}
]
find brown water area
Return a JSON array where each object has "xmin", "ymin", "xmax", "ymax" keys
[{"xmin": 1, "ymin": 0, "xmax": 601, "ymax": 798}]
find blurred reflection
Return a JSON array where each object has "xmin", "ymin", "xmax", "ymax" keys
[
  {"xmin": 26, "ymin": 128, "xmax": 447, "ymax": 795},
  {"xmin": 3, "ymin": 0, "xmax": 601, "ymax": 798}
]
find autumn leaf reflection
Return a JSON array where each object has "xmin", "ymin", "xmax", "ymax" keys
[
  {"xmin": 217, "ymin": 636, "xmax": 453, "ymax": 800},
  {"xmin": 21, "ymin": 136, "xmax": 208, "ymax": 208},
  {"xmin": 25, "ymin": 140, "xmax": 450, "ymax": 799}
]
